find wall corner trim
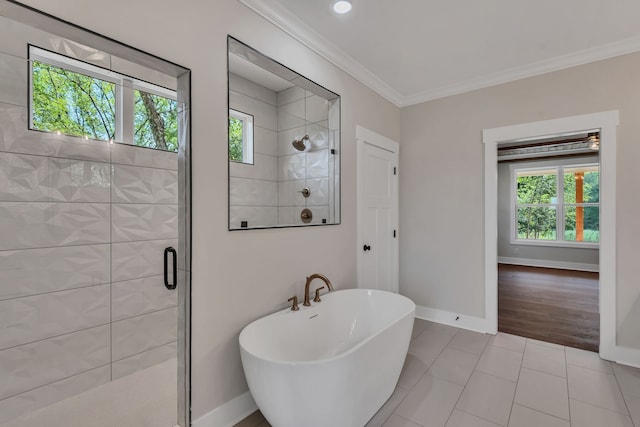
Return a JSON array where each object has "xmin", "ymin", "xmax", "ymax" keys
[
  {"xmin": 415, "ymin": 305, "xmax": 491, "ymax": 335},
  {"xmin": 193, "ymin": 391, "xmax": 257, "ymax": 427}
]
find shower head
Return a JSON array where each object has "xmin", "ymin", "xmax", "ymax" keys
[{"xmin": 292, "ymin": 135, "xmax": 310, "ymax": 151}]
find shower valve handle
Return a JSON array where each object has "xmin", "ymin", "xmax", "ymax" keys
[{"xmin": 363, "ymin": 244, "xmax": 371, "ymax": 251}]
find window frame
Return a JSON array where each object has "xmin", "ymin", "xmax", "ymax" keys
[
  {"xmin": 510, "ymin": 162, "xmax": 600, "ymax": 248},
  {"xmin": 28, "ymin": 45, "xmax": 177, "ymax": 149},
  {"xmin": 228, "ymin": 108, "xmax": 254, "ymax": 165}
]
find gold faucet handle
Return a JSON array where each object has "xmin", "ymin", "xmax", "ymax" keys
[
  {"xmin": 287, "ymin": 296, "xmax": 299, "ymax": 311},
  {"xmin": 313, "ymin": 286, "xmax": 325, "ymax": 303}
]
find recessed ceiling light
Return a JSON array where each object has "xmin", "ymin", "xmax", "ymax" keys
[{"xmin": 333, "ymin": 0, "xmax": 352, "ymax": 14}]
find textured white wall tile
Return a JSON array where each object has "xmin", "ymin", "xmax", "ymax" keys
[
  {"xmin": 112, "ymin": 341, "xmax": 176, "ymax": 380},
  {"xmin": 306, "ymin": 149, "xmax": 329, "ymax": 179},
  {"xmin": 111, "ymin": 239, "xmax": 177, "ymax": 283},
  {"xmin": 279, "ymin": 153, "xmax": 306, "ymax": 181},
  {"xmin": 0, "ymin": 104, "xmax": 111, "ymax": 163},
  {"xmin": 0, "ymin": 153, "xmax": 110, "ymax": 203},
  {"xmin": 277, "ymin": 110, "xmax": 306, "ymax": 132},
  {"xmin": 277, "ymin": 179, "xmax": 307, "ymax": 207},
  {"xmin": 0, "ymin": 16, "xmax": 44, "ymax": 58},
  {"xmin": 229, "ymin": 177, "xmax": 277, "ymax": 207},
  {"xmin": 229, "ymin": 153, "xmax": 278, "ymax": 181},
  {"xmin": 278, "ymin": 207, "xmax": 295, "ymax": 225},
  {"xmin": 229, "ymin": 206, "xmax": 278, "ymax": 229},
  {"xmin": 111, "ymin": 143, "xmax": 177, "ymax": 171},
  {"xmin": 111, "ymin": 275, "xmax": 178, "ymax": 322},
  {"xmin": 0, "ymin": 284, "xmax": 110, "ymax": 350},
  {"xmin": 0, "ymin": 152, "xmax": 48, "ymax": 201},
  {"xmin": 34, "ymin": 365, "xmax": 111, "ymax": 409},
  {"xmin": 229, "ymin": 73, "xmax": 276, "ymax": 106},
  {"xmin": 0, "ymin": 385, "xmax": 33, "ymax": 424},
  {"xmin": 0, "ymin": 53, "xmax": 27, "ymax": 107},
  {"xmin": 111, "ymin": 204, "xmax": 178, "ymax": 243},
  {"xmin": 278, "ymin": 98, "xmax": 305, "ymax": 121},
  {"xmin": 0, "ymin": 202, "xmax": 110, "ymax": 250},
  {"xmin": 306, "ymin": 177, "xmax": 329, "ymax": 206},
  {"xmin": 48, "ymin": 158, "xmax": 110, "ymax": 202},
  {"xmin": 0, "ymin": 325, "xmax": 110, "ymax": 399},
  {"xmin": 306, "ymin": 123, "xmax": 329, "ymax": 151},
  {"xmin": 254, "ymin": 126, "xmax": 277, "ymax": 156},
  {"xmin": 278, "ymin": 126, "xmax": 307, "ymax": 156},
  {"xmin": 276, "ymin": 86, "xmax": 305, "ymax": 106},
  {"xmin": 0, "ymin": 245, "xmax": 110, "ymax": 300},
  {"xmin": 111, "ymin": 307, "xmax": 177, "ymax": 361},
  {"xmin": 229, "ymin": 91, "xmax": 277, "ymax": 131},
  {"xmin": 112, "ymin": 164, "xmax": 178, "ymax": 204},
  {"xmin": 305, "ymin": 95, "xmax": 329, "ymax": 124},
  {"xmin": 0, "ymin": 365, "xmax": 111, "ymax": 424}
]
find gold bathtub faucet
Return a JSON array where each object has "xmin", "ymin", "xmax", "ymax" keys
[{"xmin": 303, "ymin": 274, "xmax": 334, "ymax": 306}]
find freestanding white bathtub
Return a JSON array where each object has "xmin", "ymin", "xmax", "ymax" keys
[{"xmin": 239, "ymin": 289, "xmax": 415, "ymax": 427}]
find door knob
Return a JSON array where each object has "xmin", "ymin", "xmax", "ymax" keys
[{"xmin": 363, "ymin": 244, "xmax": 371, "ymax": 251}]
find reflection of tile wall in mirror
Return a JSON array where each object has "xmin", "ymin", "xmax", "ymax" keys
[{"xmin": 228, "ymin": 36, "xmax": 340, "ymax": 230}]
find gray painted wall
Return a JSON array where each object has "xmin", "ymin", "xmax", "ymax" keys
[{"xmin": 400, "ymin": 51, "xmax": 640, "ymax": 350}]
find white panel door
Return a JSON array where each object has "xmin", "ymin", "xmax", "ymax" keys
[{"xmin": 357, "ymin": 128, "xmax": 398, "ymax": 293}]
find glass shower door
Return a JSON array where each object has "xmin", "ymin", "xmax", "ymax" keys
[{"xmin": 0, "ymin": 2, "xmax": 190, "ymax": 426}]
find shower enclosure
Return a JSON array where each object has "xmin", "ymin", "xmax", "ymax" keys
[{"xmin": 0, "ymin": 2, "xmax": 191, "ymax": 426}]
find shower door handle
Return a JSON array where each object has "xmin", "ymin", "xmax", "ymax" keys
[{"xmin": 164, "ymin": 247, "xmax": 177, "ymax": 290}]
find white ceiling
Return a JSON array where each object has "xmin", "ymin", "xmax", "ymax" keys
[{"xmin": 239, "ymin": 0, "xmax": 640, "ymax": 107}]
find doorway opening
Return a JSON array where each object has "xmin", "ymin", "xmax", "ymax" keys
[
  {"xmin": 496, "ymin": 134, "xmax": 600, "ymax": 351},
  {"xmin": 483, "ymin": 111, "xmax": 618, "ymax": 360}
]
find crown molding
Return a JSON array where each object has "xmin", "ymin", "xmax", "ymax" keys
[
  {"xmin": 237, "ymin": 0, "xmax": 404, "ymax": 106},
  {"xmin": 401, "ymin": 35, "xmax": 640, "ymax": 107},
  {"xmin": 238, "ymin": 1, "xmax": 640, "ymax": 108}
]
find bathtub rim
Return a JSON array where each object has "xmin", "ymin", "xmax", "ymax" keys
[{"xmin": 239, "ymin": 288, "xmax": 416, "ymax": 366}]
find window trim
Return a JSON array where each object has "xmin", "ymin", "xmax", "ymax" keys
[
  {"xmin": 510, "ymin": 162, "xmax": 600, "ymax": 248},
  {"xmin": 229, "ymin": 108, "xmax": 254, "ymax": 165},
  {"xmin": 28, "ymin": 45, "xmax": 177, "ymax": 147}
]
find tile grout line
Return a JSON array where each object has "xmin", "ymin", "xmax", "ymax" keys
[
  {"xmin": 567, "ymin": 363, "xmax": 633, "ymax": 416},
  {"xmin": 450, "ymin": 336, "xmax": 516, "ymax": 427},
  {"xmin": 0, "ymin": 323, "xmax": 111, "ymax": 353},
  {"xmin": 0, "ymin": 362, "xmax": 112, "ymax": 402},
  {"xmin": 388, "ymin": 324, "xmax": 457, "ymax": 426},
  {"xmin": 611, "ymin": 364, "xmax": 637, "ymax": 426},
  {"xmin": 505, "ymin": 337, "xmax": 528, "ymax": 426},
  {"xmin": 436, "ymin": 329, "xmax": 484, "ymax": 427},
  {"xmin": 563, "ymin": 345, "xmax": 572, "ymax": 424}
]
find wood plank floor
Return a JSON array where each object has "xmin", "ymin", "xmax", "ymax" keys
[{"xmin": 498, "ymin": 264, "xmax": 599, "ymax": 352}]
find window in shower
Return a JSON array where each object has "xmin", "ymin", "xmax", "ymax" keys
[
  {"xmin": 29, "ymin": 45, "xmax": 178, "ymax": 152},
  {"xmin": 229, "ymin": 108, "xmax": 254, "ymax": 164}
]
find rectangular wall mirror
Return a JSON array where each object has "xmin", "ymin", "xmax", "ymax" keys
[{"xmin": 227, "ymin": 36, "xmax": 340, "ymax": 230}]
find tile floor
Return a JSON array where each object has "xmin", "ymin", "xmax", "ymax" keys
[{"xmin": 235, "ymin": 319, "xmax": 640, "ymax": 427}]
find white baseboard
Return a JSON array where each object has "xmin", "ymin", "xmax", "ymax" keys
[
  {"xmin": 611, "ymin": 345, "xmax": 640, "ymax": 369},
  {"xmin": 415, "ymin": 305, "xmax": 490, "ymax": 334},
  {"xmin": 193, "ymin": 391, "xmax": 257, "ymax": 427},
  {"xmin": 498, "ymin": 256, "xmax": 599, "ymax": 272}
]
